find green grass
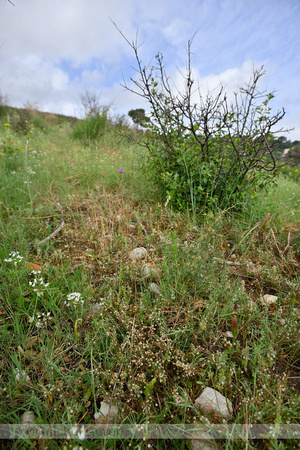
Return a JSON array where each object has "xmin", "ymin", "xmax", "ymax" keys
[{"xmin": 0, "ymin": 109, "xmax": 299, "ymax": 449}]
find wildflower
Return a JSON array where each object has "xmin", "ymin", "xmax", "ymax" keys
[
  {"xmin": 66, "ymin": 425, "xmax": 85, "ymax": 441},
  {"xmin": 77, "ymin": 427, "xmax": 85, "ymax": 440},
  {"xmin": 118, "ymin": 169, "xmax": 124, "ymax": 173},
  {"xmin": 28, "ymin": 311, "xmax": 52, "ymax": 328},
  {"xmin": 14, "ymin": 368, "xmax": 30, "ymax": 383},
  {"xmin": 65, "ymin": 292, "xmax": 84, "ymax": 307},
  {"xmin": 28, "ymin": 275, "xmax": 49, "ymax": 296},
  {"xmin": 4, "ymin": 251, "xmax": 24, "ymax": 265},
  {"xmin": 3, "ymin": 124, "xmax": 10, "ymax": 127}
]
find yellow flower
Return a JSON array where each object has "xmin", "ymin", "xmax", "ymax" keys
[
  {"xmin": 1, "ymin": 153, "xmax": 5, "ymax": 156},
  {"xmin": 3, "ymin": 124, "xmax": 10, "ymax": 127}
]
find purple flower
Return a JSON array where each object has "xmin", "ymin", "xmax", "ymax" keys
[{"xmin": 118, "ymin": 169, "xmax": 124, "ymax": 173}]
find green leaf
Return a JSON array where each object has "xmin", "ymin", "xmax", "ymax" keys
[{"xmin": 145, "ymin": 377, "xmax": 157, "ymax": 400}]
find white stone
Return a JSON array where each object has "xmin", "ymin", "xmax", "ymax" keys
[
  {"xmin": 95, "ymin": 400, "xmax": 118, "ymax": 423},
  {"xmin": 149, "ymin": 282, "xmax": 160, "ymax": 295},
  {"xmin": 191, "ymin": 432, "xmax": 218, "ymax": 450},
  {"xmin": 142, "ymin": 264, "xmax": 158, "ymax": 278},
  {"xmin": 129, "ymin": 247, "xmax": 148, "ymax": 261},
  {"xmin": 195, "ymin": 387, "xmax": 233, "ymax": 418},
  {"xmin": 261, "ymin": 294, "xmax": 278, "ymax": 306},
  {"xmin": 21, "ymin": 411, "xmax": 35, "ymax": 424},
  {"xmin": 224, "ymin": 331, "xmax": 233, "ymax": 339}
]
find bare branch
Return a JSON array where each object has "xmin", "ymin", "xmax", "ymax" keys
[{"xmin": 114, "ymin": 24, "xmax": 287, "ymax": 210}]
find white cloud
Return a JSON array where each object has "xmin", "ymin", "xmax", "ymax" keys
[
  {"xmin": 0, "ymin": 0, "xmax": 299, "ymax": 138},
  {"xmin": 169, "ymin": 60, "xmax": 266, "ymax": 106},
  {"xmin": 162, "ymin": 18, "xmax": 192, "ymax": 46},
  {"xmin": 51, "ymin": 70, "xmax": 69, "ymax": 91}
]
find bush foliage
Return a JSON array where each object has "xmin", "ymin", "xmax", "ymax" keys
[
  {"xmin": 72, "ymin": 113, "xmax": 107, "ymax": 143},
  {"xmin": 121, "ymin": 33, "xmax": 286, "ymax": 212}
]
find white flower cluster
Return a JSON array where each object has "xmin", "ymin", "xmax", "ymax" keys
[
  {"xmin": 66, "ymin": 425, "xmax": 85, "ymax": 441},
  {"xmin": 28, "ymin": 311, "xmax": 52, "ymax": 328},
  {"xmin": 64, "ymin": 292, "xmax": 84, "ymax": 307},
  {"xmin": 29, "ymin": 272, "xmax": 49, "ymax": 296},
  {"xmin": 4, "ymin": 251, "xmax": 24, "ymax": 266},
  {"xmin": 14, "ymin": 368, "xmax": 30, "ymax": 383}
]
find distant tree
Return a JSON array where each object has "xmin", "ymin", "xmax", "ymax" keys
[
  {"xmin": 0, "ymin": 91, "xmax": 8, "ymax": 118},
  {"xmin": 80, "ymin": 89, "xmax": 110, "ymax": 118},
  {"xmin": 128, "ymin": 108, "xmax": 150, "ymax": 127},
  {"xmin": 271, "ymin": 136, "xmax": 294, "ymax": 158},
  {"xmin": 271, "ymin": 136, "xmax": 300, "ymax": 165}
]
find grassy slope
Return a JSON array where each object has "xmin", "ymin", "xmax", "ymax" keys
[{"xmin": 0, "ymin": 108, "xmax": 299, "ymax": 449}]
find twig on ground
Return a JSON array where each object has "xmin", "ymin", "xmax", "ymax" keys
[
  {"xmin": 270, "ymin": 228, "xmax": 282, "ymax": 257},
  {"xmin": 36, "ymin": 219, "xmax": 65, "ymax": 247},
  {"xmin": 283, "ymin": 231, "xmax": 291, "ymax": 255}
]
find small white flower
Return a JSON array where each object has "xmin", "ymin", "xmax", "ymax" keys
[
  {"xmin": 71, "ymin": 426, "xmax": 78, "ymax": 435},
  {"xmin": 14, "ymin": 368, "xmax": 30, "ymax": 383},
  {"xmin": 77, "ymin": 428, "xmax": 85, "ymax": 440},
  {"xmin": 66, "ymin": 292, "xmax": 83, "ymax": 306},
  {"xmin": 4, "ymin": 251, "xmax": 24, "ymax": 264}
]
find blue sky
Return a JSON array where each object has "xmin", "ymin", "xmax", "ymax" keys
[{"xmin": 1, "ymin": 0, "xmax": 299, "ymax": 139}]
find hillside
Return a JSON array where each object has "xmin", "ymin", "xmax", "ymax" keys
[{"xmin": 0, "ymin": 106, "xmax": 299, "ymax": 449}]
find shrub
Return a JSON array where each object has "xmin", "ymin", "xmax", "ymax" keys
[
  {"xmin": 72, "ymin": 113, "xmax": 107, "ymax": 143},
  {"xmin": 0, "ymin": 92, "xmax": 8, "ymax": 119},
  {"xmin": 120, "ymin": 33, "xmax": 286, "ymax": 212},
  {"xmin": 10, "ymin": 109, "xmax": 31, "ymax": 135}
]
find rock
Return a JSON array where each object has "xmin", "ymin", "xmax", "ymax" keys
[
  {"xmin": 94, "ymin": 399, "xmax": 119, "ymax": 424},
  {"xmin": 224, "ymin": 331, "xmax": 233, "ymax": 339},
  {"xmin": 278, "ymin": 319, "xmax": 286, "ymax": 326},
  {"xmin": 195, "ymin": 387, "xmax": 233, "ymax": 418},
  {"xmin": 149, "ymin": 282, "xmax": 160, "ymax": 295},
  {"xmin": 191, "ymin": 432, "xmax": 218, "ymax": 450},
  {"xmin": 261, "ymin": 294, "xmax": 278, "ymax": 306},
  {"xmin": 142, "ymin": 264, "xmax": 158, "ymax": 278},
  {"xmin": 21, "ymin": 411, "xmax": 35, "ymax": 424},
  {"xmin": 129, "ymin": 247, "xmax": 148, "ymax": 261}
]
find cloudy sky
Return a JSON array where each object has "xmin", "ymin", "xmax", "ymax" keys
[{"xmin": 1, "ymin": 0, "xmax": 299, "ymax": 139}]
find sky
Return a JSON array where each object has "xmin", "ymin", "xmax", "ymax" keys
[{"xmin": 0, "ymin": 0, "xmax": 299, "ymax": 140}]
